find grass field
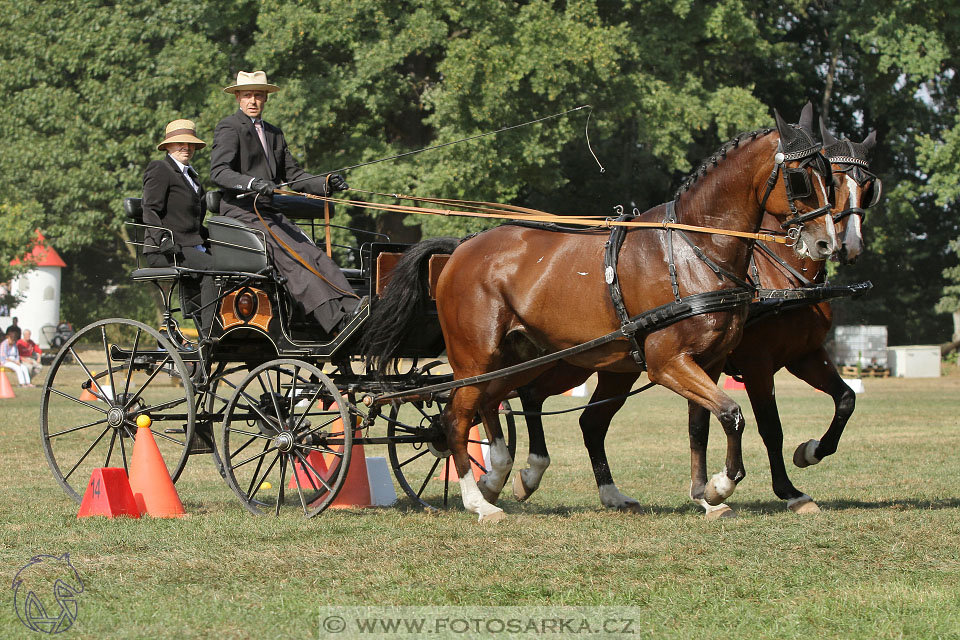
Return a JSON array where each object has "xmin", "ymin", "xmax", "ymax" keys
[{"xmin": 2, "ymin": 366, "xmax": 960, "ymax": 639}]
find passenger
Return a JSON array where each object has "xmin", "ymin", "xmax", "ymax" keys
[
  {"xmin": 2, "ymin": 329, "xmax": 32, "ymax": 387},
  {"xmin": 16, "ymin": 328, "xmax": 42, "ymax": 378},
  {"xmin": 210, "ymin": 70, "xmax": 364, "ymax": 336},
  {"xmin": 142, "ymin": 119, "xmax": 216, "ymax": 335}
]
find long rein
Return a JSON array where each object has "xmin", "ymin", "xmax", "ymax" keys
[{"xmin": 271, "ymin": 187, "xmax": 794, "ymax": 245}]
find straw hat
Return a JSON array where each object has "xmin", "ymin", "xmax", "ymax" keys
[
  {"xmin": 223, "ymin": 70, "xmax": 280, "ymax": 94},
  {"xmin": 157, "ymin": 119, "xmax": 205, "ymax": 150}
]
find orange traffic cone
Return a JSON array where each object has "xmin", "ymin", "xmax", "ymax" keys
[
  {"xmin": 438, "ymin": 425, "xmax": 486, "ymax": 481},
  {"xmin": 79, "ymin": 374, "xmax": 101, "ymax": 402},
  {"xmin": 0, "ymin": 368, "xmax": 15, "ymax": 399},
  {"xmin": 127, "ymin": 415, "xmax": 186, "ymax": 517},
  {"xmin": 77, "ymin": 468, "xmax": 140, "ymax": 518},
  {"xmin": 288, "ymin": 450, "xmax": 329, "ymax": 491},
  {"xmin": 723, "ymin": 376, "xmax": 746, "ymax": 390},
  {"xmin": 328, "ymin": 426, "xmax": 372, "ymax": 508}
]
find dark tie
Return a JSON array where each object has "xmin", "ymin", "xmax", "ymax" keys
[{"xmin": 185, "ymin": 166, "xmax": 200, "ymax": 192}]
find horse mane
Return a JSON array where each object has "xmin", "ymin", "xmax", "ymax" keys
[{"xmin": 673, "ymin": 127, "xmax": 775, "ymax": 201}]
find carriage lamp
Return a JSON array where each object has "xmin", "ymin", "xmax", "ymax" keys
[{"xmin": 236, "ymin": 290, "xmax": 257, "ymax": 320}]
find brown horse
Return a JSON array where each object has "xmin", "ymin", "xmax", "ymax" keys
[
  {"xmin": 511, "ymin": 122, "xmax": 878, "ymax": 518},
  {"xmin": 366, "ymin": 108, "xmax": 838, "ymax": 521}
]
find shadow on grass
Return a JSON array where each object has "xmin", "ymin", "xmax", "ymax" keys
[{"xmin": 716, "ymin": 497, "xmax": 960, "ymax": 515}]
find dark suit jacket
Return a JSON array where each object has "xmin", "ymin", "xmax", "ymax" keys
[
  {"xmin": 142, "ymin": 154, "xmax": 207, "ymax": 252},
  {"xmin": 210, "ymin": 109, "xmax": 324, "ymax": 198}
]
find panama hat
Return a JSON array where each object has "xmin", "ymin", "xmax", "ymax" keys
[
  {"xmin": 157, "ymin": 119, "xmax": 205, "ymax": 150},
  {"xmin": 223, "ymin": 70, "xmax": 280, "ymax": 94}
]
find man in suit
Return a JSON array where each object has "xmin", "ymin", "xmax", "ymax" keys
[
  {"xmin": 210, "ymin": 70, "xmax": 362, "ymax": 336},
  {"xmin": 142, "ymin": 119, "xmax": 216, "ymax": 334}
]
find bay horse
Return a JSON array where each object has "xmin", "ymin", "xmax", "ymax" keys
[
  {"xmin": 511, "ymin": 121, "xmax": 878, "ymax": 518},
  {"xmin": 366, "ymin": 109, "xmax": 838, "ymax": 522}
]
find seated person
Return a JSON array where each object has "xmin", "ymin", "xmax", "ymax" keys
[
  {"xmin": 210, "ymin": 70, "xmax": 364, "ymax": 336},
  {"xmin": 142, "ymin": 119, "xmax": 216, "ymax": 335},
  {"xmin": 2, "ymin": 328, "xmax": 32, "ymax": 387},
  {"xmin": 16, "ymin": 328, "xmax": 42, "ymax": 378}
]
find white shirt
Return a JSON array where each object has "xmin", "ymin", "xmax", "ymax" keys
[{"xmin": 167, "ymin": 154, "xmax": 200, "ymax": 193}]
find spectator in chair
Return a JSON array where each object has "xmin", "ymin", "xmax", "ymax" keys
[
  {"xmin": 2, "ymin": 329, "xmax": 32, "ymax": 387},
  {"xmin": 16, "ymin": 329, "xmax": 42, "ymax": 378}
]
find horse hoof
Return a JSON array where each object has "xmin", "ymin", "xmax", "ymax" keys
[
  {"xmin": 704, "ymin": 504, "xmax": 737, "ymax": 520},
  {"xmin": 788, "ymin": 496, "xmax": 821, "ymax": 514},
  {"xmin": 617, "ymin": 501, "xmax": 643, "ymax": 514},
  {"xmin": 703, "ymin": 472, "xmax": 735, "ymax": 505},
  {"xmin": 478, "ymin": 508, "xmax": 506, "ymax": 524},
  {"xmin": 512, "ymin": 473, "xmax": 534, "ymax": 502},
  {"xmin": 478, "ymin": 476, "xmax": 500, "ymax": 505},
  {"xmin": 793, "ymin": 440, "xmax": 821, "ymax": 468}
]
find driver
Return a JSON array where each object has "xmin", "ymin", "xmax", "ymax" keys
[{"xmin": 210, "ymin": 70, "xmax": 364, "ymax": 336}]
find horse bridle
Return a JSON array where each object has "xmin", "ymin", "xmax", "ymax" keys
[
  {"xmin": 829, "ymin": 156, "xmax": 882, "ymax": 224},
  {"xmin": 758, "ymin": 138, "xmax": 834, "ymax": 243}
]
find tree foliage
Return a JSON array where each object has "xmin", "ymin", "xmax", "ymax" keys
[{"xmin": 0, "ymin": 0, "xmax": 958, "ymax": 343}]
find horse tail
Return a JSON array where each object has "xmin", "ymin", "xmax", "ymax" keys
[{"xmin": 362, "ymin": 236, "xmax": 461, "ymax": 379}]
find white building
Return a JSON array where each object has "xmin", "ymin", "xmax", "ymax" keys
[{"xmin": 4, "ymin": 232, "xmax": 66, "ymax": 349}]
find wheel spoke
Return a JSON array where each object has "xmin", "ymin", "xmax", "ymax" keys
[
  {"xmin": 244, "ymin": 441, "xmax": 271, "ymax": 497},
  {"xmin": 291, "ymin": 453, "xmax": 309, "ymax": 515},
  {"xmin": 247, "ymin": 452, "xmax": 281, "ymax": 503},
  {"xmin": 293, "ymin": 450, "xmax": 332, "ymax": 492},
  {"xmin": 232, "ymin": 445, "xmax": 280, "ymax": 470},
  {"xmin": 124, "ymin": 354, "xmax": 173, "ymax": 409},
  {"xmin": 47, "ymin": 416, "xmax": 110, "ymax": 438},
  {"xmin": 123, "ymin": 328, "xmax": 142, "ymax": 399},
  {"xmin": 47, "ymin": 385, "xmax": 108, "ymax": 415},
  {"xmin": 104, "ymin": 429, "xmax": 118, "ymax": 468},
  {"xmin": 101, "ymin": 326, "xmax": 119, "ymax": 400},
  {"xmin": 397, "ymin": 448, "xmax": 432, "ymax": 469},
  {"xmin": 63, "ymin": 427, "xmax": 111, "ymax": 481},
  {"xmin": 276, "ymin": 455, "xmax": 287, "ymax": 516},
  {"xmin": 118, "ymin": 427, "xmax": 129, "ymax": 473},
  {"xmin": 416, "ymin": 457, "xmax": 443, "ymax": 498}
]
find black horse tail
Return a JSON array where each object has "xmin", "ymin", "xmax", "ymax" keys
[{"xmin": 361, "ymin": 237, "xmax": 461, "ymax": 379}]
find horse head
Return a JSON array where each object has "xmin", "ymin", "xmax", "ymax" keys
[
  {"xmin": 820, "ymin": 120, "xmax": 880, "ymax": 264},
  {"xmin": 767, "ymin": 104, "xmax": 839, "ymax": 260}
]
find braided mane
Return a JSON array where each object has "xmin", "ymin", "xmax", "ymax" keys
[{"xmin": 674, "ymin": 127, "xmax": 775, "ymax": 201}]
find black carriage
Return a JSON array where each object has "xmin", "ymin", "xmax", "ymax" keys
[{"xmin": 40, "ymin": 194, "xmax": 515, "ymax": 517}]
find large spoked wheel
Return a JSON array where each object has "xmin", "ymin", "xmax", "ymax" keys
[
  {"xmin": 41, "ymin": 318, "xmax": 196, "ymax": 502},
  {"xmin": 219, "ymin": 359, "xmax": 354, "ymax": 517},
  {"xmin": 387, "ymin": 399, "xmax": 516, "ymax": 510}
]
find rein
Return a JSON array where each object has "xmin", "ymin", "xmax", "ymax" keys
[{"xmin": 272, "ymin": 188, "xmax": 792, "ymax": 245}]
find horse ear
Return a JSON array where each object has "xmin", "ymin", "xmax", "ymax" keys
[
  {"xmin": 774, "ymin": 109, "xmax": 795, "ymax": 143},
  {"xmin": 862, "ymin": 130, "xmax": 877, "ymax": 150},
  {"xmin": 819, "ymin": 117, "xmax": 839, "ymax": 147},
  {"xmin": 799, "ymin": 102, "xmax": 815, "ymax": 134}
]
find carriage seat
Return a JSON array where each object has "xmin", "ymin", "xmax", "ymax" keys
[
  {"xmin": 207, "ymin": 216, "xmax": 269, "ymax": 272},
  {"xmin": 124, "ymin": 197, "xmax": 144, "ymax": 223}
]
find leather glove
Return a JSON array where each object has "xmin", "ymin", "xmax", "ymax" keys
[
  {"xmin": 327, "ymin": 173, "xmax": 349, "ymax": 192},
  {"xmin": 158, "ymin": 236, "xmax": 180, "ymax": 257},
  {"xmin": 250, "ymin": 178, "xmax": 278, "ymax": 197}
]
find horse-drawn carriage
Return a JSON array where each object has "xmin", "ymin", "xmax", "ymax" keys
[{"xmin": 40, "ymin": 106, "xmax": 879, "ymax": 521}]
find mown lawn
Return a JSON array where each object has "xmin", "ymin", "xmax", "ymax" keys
[{"xmin": 2, "ymin": 367, "xmax": 959, "ymax": 639}]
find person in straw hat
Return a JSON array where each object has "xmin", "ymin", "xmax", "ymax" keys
[
  {"xmin": 210, "ymin": 70, "xmax": 363, "ymax": 337},
  {"xmin": 142, "ymin": 118, "xmax": 216, "ymax": 334}
]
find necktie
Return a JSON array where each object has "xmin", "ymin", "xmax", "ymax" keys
[
  {"xmin": 254, "ymin": 120, "xmax": 271, "ymax": 161},
  {"xmin": 184, "ymin": 166, "xmax": 200, "ymax": 193}
]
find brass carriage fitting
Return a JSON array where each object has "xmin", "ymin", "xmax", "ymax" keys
[{"xmin": 362, "ymin": 395, "xmax": 373, "ymax": 406}]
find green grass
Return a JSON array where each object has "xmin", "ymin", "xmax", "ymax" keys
[{"xmin": 2, "ymin": 369, "xmax": 960, "ymax": 639}]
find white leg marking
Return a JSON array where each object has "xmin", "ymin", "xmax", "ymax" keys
[
  {"xmin": 709, "ymin": 468, "xmax": 736, "ymax": 500},
  {"xmin": 459, "ymin": 474, "xmax": 504, "ymax": 522},
  {"xmin": 477, "ymin": 438, "xmax": 513, "ymax": 498},
  {"xmin": 804, "ymin": 439, "xmax": 821, "ymax": 466},
  {"xmin": 697, "ymin": 499, "xmax": 735, "ymax": 518},
  {"xmin": 599, "ymin": 484, "xmax": 641, "ymax": 511},
  {"xmin": 520, "ymin": 453, "xmax": 550, "ymax": 492}
]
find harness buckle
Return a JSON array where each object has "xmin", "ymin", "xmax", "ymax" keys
[{"xmin": 784, "ymin": 226, "xmax": 801, "ymax": 247}]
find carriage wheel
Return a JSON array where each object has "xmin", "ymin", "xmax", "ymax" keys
[
  {"xmin": 41, "ymin": 318, "xmax": 196, "ymax": 503},
  {"xmin": 386, "ymin": 399, "xmax": 516, "ymax": 510},
  {"xmin": 219, "ymin": 359, "xmax": 354, "ymax": 517}
]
